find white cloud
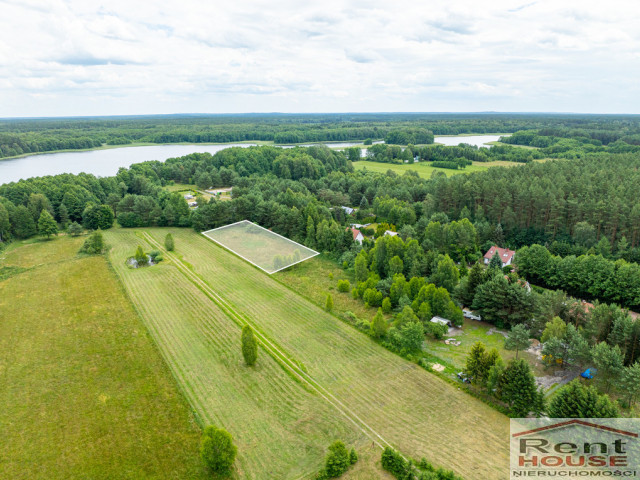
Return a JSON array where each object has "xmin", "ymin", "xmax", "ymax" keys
[{"xmin": 0, "ymin": 0, "xmax": 639, "ymax": 116}]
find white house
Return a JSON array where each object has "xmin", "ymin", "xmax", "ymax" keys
[
  {"xmin": 483, "ymin": 246, "xmax": 516, "ymax": 267},
  {"xmin": 384, "ymin": 230, "xmax": 398, "ymax": 237},
  {"xmin": 349, "ymin": 227, "xmax": 364, "ymax": 245},
  {"xmin": 184, "ymin": 194, "xmax": 194, "ymax": 200}
]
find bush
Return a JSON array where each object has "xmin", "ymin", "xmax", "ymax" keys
[
  {"xmin": 325, "ymin": 441, "xmax": 350, "ymax": 478},
  {"xmin": 200, "ymin": 425, "xmax": 237, "ymax": 476},
  {"xmin": 134, "ymin": 245, "xmax": 147, "ymax": 265},
  {"xmin": 67, "ymin": 221, "xmax": 84, "ymax": 237},
  {"xmin": 79, "ymin": 231, "xmax": 105, "ymax": 255},
  {"xmin": 349, "ymin": 448, "xmax": 358, "ymax": 465},
  {"xmin": 241, "ymin": 325, "xmax": 258, "ymax": 366},
  {"xmin": 381, "ymin": 447, "xmax": 408, "ymax": 477},
  {"xmin": 325, "ymin": 294, "xmax": 333, "ymax": 312},
  {"xmin": 149, "ymin": 250, "xmax": 162, "ymax": 262},
  {"xmin": 337, "ymin": 279, "xmax": 350, "ymax": 292},
  {"xmin": 164, "ymin": 233, "xmax": 175, "ymax": 251}
]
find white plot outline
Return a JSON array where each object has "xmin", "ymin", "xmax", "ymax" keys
[{"xmin": 202, "ymin": 220, "xmax": 319, "ymax": 274}]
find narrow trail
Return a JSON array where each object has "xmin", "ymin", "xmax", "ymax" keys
[{"xmin": 141, "ymin": 231, "xmax": 395, "ymax": 453}]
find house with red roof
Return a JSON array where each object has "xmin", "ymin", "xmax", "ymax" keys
[
  {"xmin": 349, "ymin": 227, "xmax": 364, "ymax": 245},
  {"xmin": 484, "ymin": 245, "xmax": 516, "ymax": 267}
]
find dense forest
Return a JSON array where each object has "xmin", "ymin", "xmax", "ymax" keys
[{"xmin": 3, "ymin": 113, "xmax": 640, "ymax": 158}]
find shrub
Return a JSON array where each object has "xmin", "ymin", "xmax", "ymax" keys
[
  {"xmin": 79, "ymin": 231, "xmax": 105, "ymax": 255},
  {"xmin": 381, "ymin": 447, "xmax": 408, "ymax": 478},
  {"xmin": 325, "ymin": 294, "xmax": 333, "ymax": 312},
  {"xmin": 325, "ymin": 441, "xmax": 350, "ymax": 478},
  {"xmin": 337, "ymin": 279, "xmax": 350, "ymax": 292},
  {"xmin": 149, "ymin": 250, "xmax": 162, "ymax": 262},
  {"xmin": 241, "ymin": 325, "xmax": 258, "ymax": 366},
  {"xmin": 134, "ymin": 245, "xmax": 147, "ymax": 265},
  {"xmin": 200, "ymin": 425, "xmax": 237, "ymax": 476},
  {"xmin": 349, "ymin": 448, "xmax": 358, "ymax": 465},
  {"xmin": 164, "ymin": 233, "xmax": 175, "ymax": 251},
  {"xmin": 67, "ymin": 221, "xmax": 84, "ymax": 237}
]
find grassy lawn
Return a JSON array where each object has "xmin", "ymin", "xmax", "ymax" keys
[
  {"xmin": 0, "ymin": 235, "xmax": 207, "ymax": 480},
  {"xmin": 134, "ymin": 228, "xmax": 510, "ymax": 480},
  {"xmin": 203, "ymin": 220, "xmax": 317, "ymax": 273},
  {"xmin": 353, "ymin": 160, "xmax": 487, "ymax": 178}
]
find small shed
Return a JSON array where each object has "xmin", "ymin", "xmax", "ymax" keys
[{"xmin": 430, "ymin": 316, "xmax": 452, "ymax": 327}]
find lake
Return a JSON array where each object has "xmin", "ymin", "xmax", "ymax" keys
[{"xmin": 0, "ymin": 136, "xmax": 506, "ymax": 185}]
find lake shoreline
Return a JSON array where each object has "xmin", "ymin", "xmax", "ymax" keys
[{"xmin": 0, "ymin": 133, "xmax": 510, "ymax": 162}]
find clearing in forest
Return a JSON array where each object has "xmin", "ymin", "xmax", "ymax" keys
[{"xmin": 203, "ymin": 220, "xmax": 318, "ymax": 273}]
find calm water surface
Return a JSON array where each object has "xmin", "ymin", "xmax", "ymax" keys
[{"xmin": 0, "ymin": 136, "xmax": 506, "ymax": 184}]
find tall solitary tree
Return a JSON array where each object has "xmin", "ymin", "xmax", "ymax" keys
[
  {"xmin": 241, "ymin": 325, "xmax": 258, "ymax": 366},
  {"xmin": 38, "ymin": 210, "xmax": 58, "ymax": 239},
  {"xmin": 164, "ymin": 233, "xmax": 175, "ymax": 251},
  {"xmin": 200, "ymin": 425, "xmax": 237, "ymax": 476},
  {"xmin": 504, "ymin": 324, "xmax": 531, "ymax": 359},
  {"xmin": 325, "ymin": 293, "xmax": 334, "ymax": 312},
  {"xmin": 497, "ymin": 358, "xmax": 540, "ymax": 417}
]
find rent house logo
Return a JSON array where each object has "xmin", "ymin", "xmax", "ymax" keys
[{"xmin": 510, "ymin": 418, "xmax": 640, "ymax": 478}]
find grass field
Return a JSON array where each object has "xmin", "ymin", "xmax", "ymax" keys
[
  {"xmin": 203, "ymin": 220, "xmax": 318, "ymax": 273},
  {"xmin": 353, "ymin": 160, "xmax": 490, "ymax": 178},
  {"xmin": 121, "ymin": 228, "xmax": 510, "ymax": 479},
  {"xmin": 0, "ymin": 235, "xmax": 207, "ymax": 480},
  {"xmin": 104, "ymin": 229, "xmax": 361, "ymax": 479}
]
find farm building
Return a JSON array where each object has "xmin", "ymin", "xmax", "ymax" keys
[
  {"xmin": 483, "ymin": 246, "xmax": 516, "ymax": 267},
  {"xmin": 430, "ymin": 316, "xmax": 452, "ymax": 327},
  {"xmin": 348, "ymin": 227, "xmax": 364, "ymax": 245}
]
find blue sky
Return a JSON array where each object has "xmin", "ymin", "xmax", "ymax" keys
[{"xmin": 1, "ymin": 0, "xmax": 639, "ymax": 116}]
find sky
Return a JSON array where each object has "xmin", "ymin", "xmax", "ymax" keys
[{"xmin": 1, "ymin": 0, "xmax": 639, "ymax": 117}]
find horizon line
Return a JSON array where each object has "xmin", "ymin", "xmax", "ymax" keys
[{"xmin": 3, "ymin": 111, "xmax": 640, "ymax": 121}]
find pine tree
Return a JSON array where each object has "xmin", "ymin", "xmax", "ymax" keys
[
  {"xmin": 465, "ymin": 342, "xmax": 487, "ymax": 384},
  {"xmin": 619, "ymin": 362, "xmax": 640, "ymax": 407},
  {"xmin": 305, "ymin": 216, "xmax": 316, "ymax": 248},
  {"xmin": 504, "ymin": 324, "xmax": 531, "ymax": 359},
  {"xmin": 0, "ymin": 203, "xmax": 9, "ymax": 242},
  {"xmin": 498, "ymin": 358, "xmax": 538, "ymax": 417},
  {"xmin": 349, "ymin": 448, "xmax": 358, "ymax": 465},
  {"xmin": 164, "ymin": 233, "xmax": 175, "ymax": 251},
  {"xmin": 325, "ymin": 293, "xmax": 333, "ymax": 312},
  {"xmin": 370, "ymin": 308, "xmax": 388, "ymax": 338},
  {"xmin": 58, "ymin": 203, "xmax": 70, "ymax": 229},
  {"xmin": 355, "ymin": 252, "xmax": 368, "ymax": 283},
  {"xmin": 241, "ymin": 325, "xmax": 258, "ymax": 366},
  {"xmin": 592, "ymin": 342, "xmax": 624, "ymax": 392},
  {"xmin": 548, "ymin": 380, "xmax": 619, "ymax": 418},
  {"xmin": 38, "ymin": 210, "xmax": 58, "ymax": 239}
]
